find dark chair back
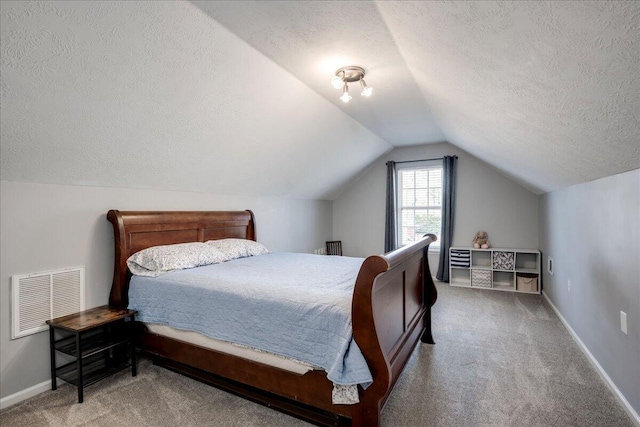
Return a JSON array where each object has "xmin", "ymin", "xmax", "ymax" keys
[{"xmin": 326, "ymin": 241, "xmax": 342, "ymax": 256}]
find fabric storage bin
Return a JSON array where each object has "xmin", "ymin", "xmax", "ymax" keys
[
  {"xmin": 450, "ymin": 249, "xmax": 470, "ymax": 268},
  {"xmin": 471, "ymin": 269, "xmax": 492, "ymax": 288},
  {"xmin": 492, "ymin": 251, "xmax": 515, "ymax": 270},
  {"xmin": 516, "ymin": 273, "xmax": 538, "ymax": 292}
]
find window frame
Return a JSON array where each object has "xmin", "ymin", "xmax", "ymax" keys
[{"xmin": 395, "ymin": 160, "xmax": 443, "ymax": 252}]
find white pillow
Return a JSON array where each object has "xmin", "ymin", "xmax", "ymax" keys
[
  {"xmin": 127, "ymin": 242, "xmax": 225, "ymax": 277},
  {"xmin": 205, "ymin": 238, "xmax": 269, "ymax": 262}
]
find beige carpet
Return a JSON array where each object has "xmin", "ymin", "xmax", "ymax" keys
[{"xmin": 1, "ymin": 283, "xmax": 634, "ymax": 426}]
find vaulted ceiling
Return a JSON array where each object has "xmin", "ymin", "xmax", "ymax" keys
[{"xmin": 1, "ymin": 1, "xmax": 638, "ymax": 199}]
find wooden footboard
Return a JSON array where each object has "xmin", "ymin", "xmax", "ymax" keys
[
  {"xmin": 351, "ymin": 235, "xmax": 437, "ymax": 426},
  {"xmin": 107, "ymin": 210, "xmax": 437, "ymax": 426}
]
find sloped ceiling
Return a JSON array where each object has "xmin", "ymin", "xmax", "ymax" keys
[
  {"xmin": 1, "ymin": 1, "xmax": 639, "ymax": 199},
  {"xmin": 192, "ymin": 1, "xmax": 446, "ymax": 147},
  {"xmin": 0, "ymin": 1, "xmax": 391, "ymax": 200},
  {"xmin": 196, "ymin": 0, "xmax": 640, "ymax": 194}
]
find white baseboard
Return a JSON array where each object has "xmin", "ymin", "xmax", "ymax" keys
[
  {"xmin": 0, "ymin": 379, "xmax": 51, "ymax": 410},
  {"xmin": 542, "ymin": 291, "xmax": 640, "ymax": 426}
]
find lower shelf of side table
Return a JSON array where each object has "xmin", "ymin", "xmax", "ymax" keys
[
  {"xmin": 56, "ymin": 352, "xmax": 131, "ymax": 388},
  {"xmin": 55, "ymin": 332, "xmax": 131, "ymax": 359}
]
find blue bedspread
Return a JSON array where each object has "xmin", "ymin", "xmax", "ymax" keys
[{"xmin": 128, "ymin": 252, "xmax": 373, "ymax": 387}]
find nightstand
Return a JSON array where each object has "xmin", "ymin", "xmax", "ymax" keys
[{"xmin": 46, "ymin": 305, "xmax": 137, "ymax": 403}]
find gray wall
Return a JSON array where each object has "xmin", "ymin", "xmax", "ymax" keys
[
  {"xmin": 333, "ymin": 143, "xmax": 540, "ymax": 270},
  {"xmin": 539, "ymin": 168, "xmax": 640, "ymax": 414},
  {"xmin": 0, "ymin": 181, "xmax": 333, "ymax": 400}
]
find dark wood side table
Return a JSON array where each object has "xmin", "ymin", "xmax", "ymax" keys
[{"xmin": 46, "ymin": 305, "xmax": 137, "ymax": 403}]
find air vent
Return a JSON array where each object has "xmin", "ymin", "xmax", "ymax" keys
[{"xmin": 11, "ymin": 267, "xmax": 85, "ymax": 339}]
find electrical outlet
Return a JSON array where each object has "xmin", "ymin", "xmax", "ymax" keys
[
  {"xmin": 620, "ymin": 311, "xmax": 628, "ymax": 335},
  {"xmin": 568, "ymin": 280, "xmax": 571, "ymax": 293}
]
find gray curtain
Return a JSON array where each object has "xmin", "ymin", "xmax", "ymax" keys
[
  {"xmin": 436, "ymin": 156, "xmax": 457, "ymax": 282},
  {"xmin": 384, "ymin": 161, "xmax": 397, "ymax": 253}
]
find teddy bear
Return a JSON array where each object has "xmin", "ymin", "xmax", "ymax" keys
[{"xmin": 473, "ymin": 231, "xmax": 491, "ymax": 249}]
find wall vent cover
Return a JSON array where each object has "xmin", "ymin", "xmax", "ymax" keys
[{"xmin": 11, "ymin": 267, "xmax": 85, "ymax": 339}]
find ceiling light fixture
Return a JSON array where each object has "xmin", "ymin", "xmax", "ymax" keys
[{"xmin": 331, "ymin": 66, "xmax": 372, "ymax": 102}]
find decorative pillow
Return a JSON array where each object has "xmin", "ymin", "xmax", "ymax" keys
[
  {"xmin": 205, "ymin": 238, "xmax": 269, "ymax": 262},
  {"xmin": 127, "ymin": 242, "xmax": 225, "ymax": 277}
]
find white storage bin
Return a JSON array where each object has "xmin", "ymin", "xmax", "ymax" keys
[
  {"xmin": 492, "ymin": 251, "xmax": 515, "ymax": 270},
  {"xmin": 471, "ymin": 270, "xmax": 492, "ymax": 288}
]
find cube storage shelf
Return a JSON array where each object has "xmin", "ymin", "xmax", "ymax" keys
[{"xmin": 449, "ymin": 247, "xmax": 541, "ymax": 294}]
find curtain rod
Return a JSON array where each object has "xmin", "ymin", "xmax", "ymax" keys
[{"xmin": 386, "ymin": 155, "xmax": 457, "ymax": 165}]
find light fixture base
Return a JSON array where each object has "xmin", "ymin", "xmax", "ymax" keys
[{"xmin": 335, "ymin": 66, "xmax": 366, "ymax": 83}]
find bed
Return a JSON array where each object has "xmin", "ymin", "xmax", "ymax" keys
[{"xmin": 107, "ymin": 210, "xmax": 437, "ymax": 426}]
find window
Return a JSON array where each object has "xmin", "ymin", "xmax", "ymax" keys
[{"xmin": 397, "ymin": 162, "xmax": 442, "ymax": 250}]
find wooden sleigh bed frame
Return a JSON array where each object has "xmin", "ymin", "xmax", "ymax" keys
[{"xmin": 107, "ymin": 210, "xmax": 437, "ymax": 426}]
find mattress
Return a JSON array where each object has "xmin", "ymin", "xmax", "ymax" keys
[{"xmin": 146, "ymin": 323, "xmax": 314, "ymax": 374}]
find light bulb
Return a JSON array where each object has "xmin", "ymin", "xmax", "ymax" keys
[
  {"xmin": 360, "ymin": 79, "xmax": 373, "ymax": 97},
  {"xmin": 330, "ymin": 75, "xmax": 345, "ymax": 89},
  {"xmin": 340, "ymin": 84, "xmax": 352, "ymax": 103}
]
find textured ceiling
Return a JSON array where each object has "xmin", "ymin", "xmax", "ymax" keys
[
  {"xmin": 376, "ymin": 1, "xmax": 640, "ymax": 193},
  {"xmin": 192, "ymin": 1, "xmax": 446, "ymax": 147},
  {"xmin": 1, "ymin": 1, "xmax": 639, "ymax": 199},
  {"xmin": 196, "ymin": 0, "xmax": 640, "ymax": 194},
  {"xmin": 0, "ymin": 1, "xmax": 390, "ymax": 200}
]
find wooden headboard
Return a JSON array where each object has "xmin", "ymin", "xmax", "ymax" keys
[{"xmin": 106, "ymin": 210, "xmax": 256, "ymax": 308}]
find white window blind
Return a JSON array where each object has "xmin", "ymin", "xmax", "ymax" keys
[{"xmin": 396, "ymin": 162, "xmax": 442, "ymax": 249}]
